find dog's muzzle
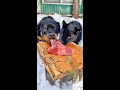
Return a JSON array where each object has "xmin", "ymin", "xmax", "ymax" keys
[{"xmin": 49, "ymin": 33, "xmax": 55, "ymax": 39}]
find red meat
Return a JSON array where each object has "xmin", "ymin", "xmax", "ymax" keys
[{"xmin": 47, "ymin": 40, "xmax": 72, "ymax": 55}]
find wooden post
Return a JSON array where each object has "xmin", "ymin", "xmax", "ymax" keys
[
  {"xmin": 72, "ymin": 0, "xmax": 80, "ymax": 18},
  {"xmin": 37, "ymin": 0, "xmax": 40, "ymax": 14}
]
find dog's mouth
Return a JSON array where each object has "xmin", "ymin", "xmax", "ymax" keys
[
  {"xmin": 49, "ymin": 37, "xmax": 58, "ymax": 43},
  {"xmin": 42, "ymin": 33, "xmax": 58, "ymax": 43},
  {"xmin": 50, "ymin": 37, "xmax": 55, "ymax": 39}
]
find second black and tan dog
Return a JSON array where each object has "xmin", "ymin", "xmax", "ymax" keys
[{"xmin": 60, "ymin": 20, "xmax": 82, "ymax": 45}]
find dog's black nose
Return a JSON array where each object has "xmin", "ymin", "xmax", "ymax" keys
[{"xmin": 49, "ymin": 33, "xmax": 55, "ymax": 39}]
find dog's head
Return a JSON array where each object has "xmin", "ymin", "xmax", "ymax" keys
[
  {"xmin": 60, "ymin": 20, "xmax": 82, "ymax": 44},
  {"xmin": 37, "ymin": 16, "xmax": 60, "ymax": 41}
]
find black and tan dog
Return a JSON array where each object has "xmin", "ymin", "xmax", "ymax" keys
[
  {"xmin": 58, "ymin": 20, "xmax": 83, "ymax": 86},
  {"xmin": 37, "ymin": 16, "xmax": 60, "ymax": 85},
  {"xmin": 60, "ymin": 20, "xmax": 82, "ymax": 45},
  {"xmin": 37, "ymin": 16, "xmax": 60, "ymax": 42}
]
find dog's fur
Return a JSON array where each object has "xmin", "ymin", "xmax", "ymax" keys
[
  {"xmin": 60, "ymin": 20, "xmax": 82, "ymax": 45},
  {"xmin": 37, "ymin": 16, "xmax": 60, "ymax": 42}
]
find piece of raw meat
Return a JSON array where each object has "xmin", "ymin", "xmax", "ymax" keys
[{"xmin": 47, "ymin": 40, "xmax": 72, "ymax": 55}]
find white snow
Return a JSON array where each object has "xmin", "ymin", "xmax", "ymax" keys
[{"xmin": 37, "ymin": 13, "xmax": 83, "ymax": 90}]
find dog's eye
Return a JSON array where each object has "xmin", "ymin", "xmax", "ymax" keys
[{"xmin": 52, "ymin": 25, "xmax": 56, "ymax": 28}]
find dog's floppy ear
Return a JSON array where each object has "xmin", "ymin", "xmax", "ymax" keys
[
  {"xmin": 37, "ymin": 25, "xmax": 40, "ymax": 36},
  {"xmin": 37, "ymin": 25, "xmax": 42, "ymax": 36},
  {"xmin": 56, "ymin": 22, "xmax": 60, "ymax": 33},
  {"xmin": 59, "ymin": 29, "xmax": 65, "ymax": 44},
  {"xmin": 62, "ymin": 20, "xmax": 67, "ymax": 28}
]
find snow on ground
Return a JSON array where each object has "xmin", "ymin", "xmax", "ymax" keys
[{"xmin": 37, "ymin": 13, "xmax": 83, "ymax": 90}]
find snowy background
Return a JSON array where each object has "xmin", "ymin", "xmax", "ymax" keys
[{"xmin": 37, "ymin": 13, "xmax": 83, "ymax": 90}]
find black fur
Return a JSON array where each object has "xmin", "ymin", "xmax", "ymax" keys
[
  {"xmin": 37, "ymin": 16, "xmax": 60, "ymax": 39},
  {"xmin": 60, "ymin": 20, "xmax": 82, "ymax": 45}
]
